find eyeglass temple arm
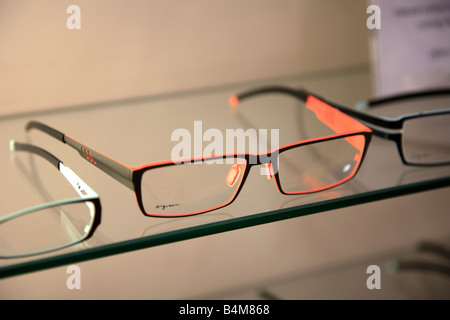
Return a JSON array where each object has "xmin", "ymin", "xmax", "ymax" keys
[
  {"xmin": 10, "ymin": 140, "xmax": 98, "ymax": 199},
  {"xmin": 25, "ymin": 121, "xmax": 134, "ymax": 191},
  {"xmin": 356, "ymin": 88, "xmax": 450, "ymax": 110},
  {"xmin": 229, "ymin": 85, "xmax": 403, "ymax": 130},
  {"xmin": 229, "ymin": 86, "xmax": 372, "ymax": 153}
]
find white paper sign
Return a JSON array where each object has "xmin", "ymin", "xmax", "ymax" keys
[{"xmin": 370, "ymin": 0, "xmax": 450, "ymax": 97}]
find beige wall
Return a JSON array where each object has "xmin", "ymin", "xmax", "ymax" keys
[{"xmin": 0, "ymin": 0, "xmax": 370, "ymax": 116}]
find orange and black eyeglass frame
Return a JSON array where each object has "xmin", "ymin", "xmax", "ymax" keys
[
  {"xmin": 231, "ymin": 86, "xmax": 450, "ymax": 166},
  {"xmin": 25, "ymin": 92, "xmax": 372, "ymax": 218}
]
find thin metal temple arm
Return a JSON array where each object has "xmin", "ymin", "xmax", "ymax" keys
[
  {"xmin": 360, "ymin": 88, "xmax": 450, "ymax": 109},
  {"xmin": 10, "ymin": 141, "xmax": 98, "ymax": 198},
  {"xmin": 230, "ymin": 85, "xmax": 309, "ymax": 103},
  {"xmin": 25, "ymin": 121, "xmax": 135, "ymax": 190},
  {"xmin": 10, "ymin": 140, "xmax": 60, "ymax": 169}
]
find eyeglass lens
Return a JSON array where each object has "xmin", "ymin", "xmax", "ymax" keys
[
  {"xmin": 0, "ymin": 201, "xmax": 95, "ymax": 258},
  {"xmin": 402, "ymin": 113, "xmax": 450, "ymax": 165},
  {"xmin": 140, "ymin": 159, "xmax": 247, "ymax": 216},
  {"xmin": 277, "ymin": 134, "xmax": 365, "ymax": 193}
]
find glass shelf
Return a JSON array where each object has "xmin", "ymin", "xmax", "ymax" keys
[{"xmin": 1, "ymin": 65, "xmax": 449, "ymax": 279}]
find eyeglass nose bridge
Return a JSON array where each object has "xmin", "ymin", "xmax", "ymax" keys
[
  {"xmin": 221, "ymin": 155, "xmax": 282, "ymax": 207},
  {"xmin": 224, "ymin": 158, "xmax": 278, "ymax": 192}
]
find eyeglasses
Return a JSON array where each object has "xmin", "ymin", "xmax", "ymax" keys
[
  {"xmin": 0, "ymin": 141, "xmax": 101, "ymax": 258},
  {"xmin": 25, "ymin": 94, "xmax": 371, "ymax": 217},
  {"xmin": 232, "ymin": 86, "xmax": 450, "ymax": 167}
]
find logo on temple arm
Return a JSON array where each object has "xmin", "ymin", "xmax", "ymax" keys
[{"xmin": 81, "ymin": 147, "xmax": 96, "ymax": 164}]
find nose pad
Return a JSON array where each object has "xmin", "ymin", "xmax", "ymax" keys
[
  {"xmin": 225, "ymin": 164, "xmax": 244, "ymax": 187},
  {"xmin": 264, "ymin": 163, "xmax": 274, "ymax": 180}
]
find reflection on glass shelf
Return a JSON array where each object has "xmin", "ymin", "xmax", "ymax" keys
[
  {"xmin": 197, "ymin": 236, "xmax": 450, "ymax": 300},
  {"xmin": 0, "ymin": 67, "xmax": 449, "ymax": 279},
  {"xmin": 139, "ymin": 212, "xmax": 235, "ymax": 238}
]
